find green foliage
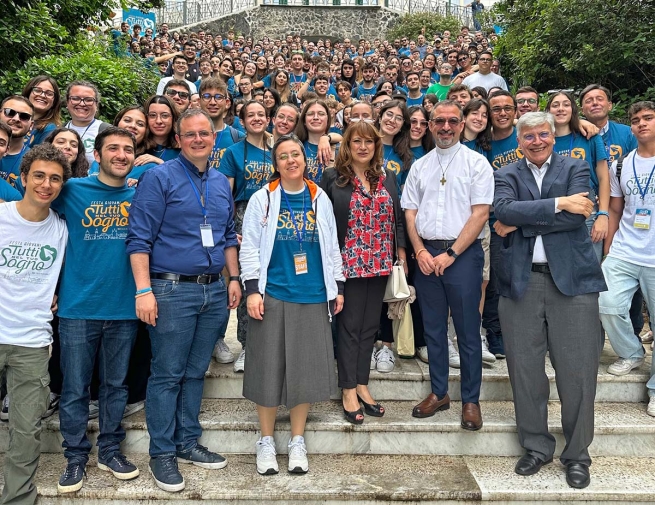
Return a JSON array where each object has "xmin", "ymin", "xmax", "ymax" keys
[
  {"xmin": 0, "ymin": 37, "xmax": 159, "ymax": 123},
  {"xmin": 492, "ymin": 0, "xmax": 655, "ymax": 121},
  {"xmin": 387, "ymin": 12, "xmax": 463, "ymax": 41}
]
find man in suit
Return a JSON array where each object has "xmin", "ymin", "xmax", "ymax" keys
[{"xmin": 493, "ymin": 112, "xmax": 607, "ymax": 489}]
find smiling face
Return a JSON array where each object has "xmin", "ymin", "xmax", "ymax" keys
[
  {"xmin": 176, "ymin": 114, "xmax": 216, "ymax": 165},
  {"xmin": 379, "ymin": 106, "xmax": 404, "ymax": 137},
  {"xmin": 517, "ymin": 122, "xmax": 555, "ymax": 167},
  {"xmin": 304, "ymin": 103, "xmax": 329, "ymax": 134},
  {"xmin": 243, "ymin": 102, "xmax": 269, "ymax": 134},
  {"xmin": 1, "ymin": 98, "xmax": 33, "ymax": 138},
  {"xmin": 29, "ymin": 79, "xmax": 56, "ymax": 117},
  {"xmin": 547, "ymin": 93, "xmax": 573, "ymax": 127},
  {"xmin": 272, "ymin": 105, "xmax": 298, "ymax": 136},
  {"xmin": 147, "ymin": 103, "xmax": 174, "ymax": 139},
  {"xmin": 51, "ymin": 131, "xmax": 79, "ymax": 163},
  {"xmin": 429, "ymin": 104, "xmax": 464, "ymax": 149},
  {"xmin": 489, "ymin": 95, "xmax": 516, "ymax": 132},
  {"xmin": 117, "ymin": 109, "xmax": 147, "ymax": 145},
  {"xmin": 274, "ymin": 139, "xmax": 306, "ymax": 185},
  {"xmin": 21, "ymin": 160, "xmax": 65, "ymax": 208},
  {"xmin": 350, "ymin": 134, "xmax": 376, "ymax": 167},
  {"xmin": 67, "ymin": 85, "xmax": 98, "ymax": 124},
  {"xmin": 581, "ymin": 89, "xmax": 612, "ymax": 124},
  {"xmin": 465, "ymin": 105, "xmax": 488, "ymax": 135},
  {"xmin": 95, "ymin": 134, "xmax": 135, "ymax": 180},
  {"xmin": 409, "ymin": 110, "xmax": 428, "ymax": 142}
]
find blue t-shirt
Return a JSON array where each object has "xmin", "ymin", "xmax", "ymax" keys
[
  {"xmin": 0, "ymin": 146, "xmax": 29, "ymax": 189},
  {"xmin": 329, "ymin": 125, "xmax": 343, "ymax": 136},
  {"xmin": 303, "ymin": 141, "xmax": 326, "ymax": 184},
  {"xmin": 463, "ymin": 139, "xmax": 488, "ymax": 157},
  {"xmin": 25, "ymin": 123, "xmax": 57, "ymax": 147},
  {"xmin": 52, "ymin": 176, "xmax": 137, "ymax": 320},
  {"xmin": 232, "ymin": 116, "xmax": 245, "ymax": 133},
  {"xmin": 411, "ymin": 145, "xmax": 427, "ymax": 160},
  {"xmin": 218, "ymin": 140, "xmax": 273, "ymax": 202},
  {"xmin": 0, "ymin": 178, "xmax": 22, "ymax": 202},
  {"xmin": 353, "ymin": 83, "xmax": 377, "ymax": 102},
  {"xmin": 554, "ymin": 133, "xmax": 608, "ymax": 191},
  {"xmin": 603, "ymin": 121, "xmax": 638, "ymax": 164},
  {"xmin": 406, "ymin": 94, "xmax": 425, "ymax": 107},
  {"xmin": 265, "ymin": 186, "xmax": 326, "ymax": 304},
  {"xmin": 383, "ymin": 144, "xmax": 407, "ymax": 192},
  {"xmin": 207, "ymin": 126, "xmax": 246, "ymax": 172},
  {"xmin": 148, "ymin": 146, "xmax": 180, "ymax": 162},
  {"xmin": 488, "ymin": 128, "xmax": 522, "ymax": 171},
  {"xmin": 289, "ymin": 73, "xmax": 308, "ymax": 93}
]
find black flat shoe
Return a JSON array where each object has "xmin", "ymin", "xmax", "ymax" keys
[
  {"xmin": 514, "ymin": 453, "xmax": 553, "ymax": 476},
  {"xmin": 566, "ymin": 462, "xmax": 590, "ymax": 489},
  {"xmin": 357, "ymin": 395, "xmax": 385, "ymax": 417},
  {"xmin": 343, "ymin": 407, "xmax": 364, "ymax": 425}
]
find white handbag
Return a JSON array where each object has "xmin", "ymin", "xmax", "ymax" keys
[{"xmin": 383, "ymin": 260, "xmax": 411, "ymax": 302}]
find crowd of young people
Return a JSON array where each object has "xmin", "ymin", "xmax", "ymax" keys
[{"xmin": 0, "ymin": 22, "xmax": 653, "ymax": 505}]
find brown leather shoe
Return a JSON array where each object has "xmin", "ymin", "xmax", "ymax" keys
[
  {"xmin": 412, "ymin": 393, "xmax": 450, "ymax": 418},
  {"xmin": 461, "ymin": 402, "xmax": 483, "ymax": 431}
]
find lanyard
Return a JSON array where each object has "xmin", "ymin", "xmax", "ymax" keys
[
  {"xmin": 304, "ymin": 142, "xmax": 323, "ymax": 171},
  {"xmin": 214, "ymin": 127, "xmax": 225, "ymax": 156},
  {"xmin": 633, "ymin": 154, "xmax": 655, "ymax": 201},
  {"xmin": 67, "ymin": 119, "xmax": 96, "ymax": 141},
  {"xmin": 604, "ymin": 126, "xmax": 613, "ymax": 159},
  {"xmin": 183, "ymin": 167, "xmax": 210, "ymax": 222},
  {"xmin": 281, "ymin": 184, "xmax": 307, "ymax": 250}
]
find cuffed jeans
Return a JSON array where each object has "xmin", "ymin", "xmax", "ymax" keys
[
  {"xmin": 0, "ymin": 344, "xmax": 49, "ymax": 505},
  {"xmin": 146, "ymin": 278, "xmax": 228, "ymax": 457},
  {"xmin": 599, "ymin": 257, "xmax": 655, "ymax": 395},
  {"xmin": 59, "ymin": 318, "xmax": 138, "ymax": 464}
]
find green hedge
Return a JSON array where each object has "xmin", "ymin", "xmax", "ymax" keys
[{"xmin": 387, "ymin": 13, "xmax": 463, "ymax": 42}]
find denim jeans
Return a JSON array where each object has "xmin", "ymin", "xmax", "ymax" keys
[
  {"xmin": 59, "ymin": 318, "xmax": 138, "ymax": 464},
  {"xmin": 599, "ymin": 257, "xmax": 655, "ymax": 395},
  {"xmin": 146, "ymin": 278, "xmax": 228, "ymax": 457}
]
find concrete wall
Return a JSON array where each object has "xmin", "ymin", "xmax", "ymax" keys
[{"xmin": 186, "ymin": 6, "xmax": 401, "ymax": 41}]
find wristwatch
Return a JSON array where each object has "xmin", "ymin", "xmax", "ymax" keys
[{"xmin": 446, "ymin": 247, "xmax": 459, "ymax": 259}]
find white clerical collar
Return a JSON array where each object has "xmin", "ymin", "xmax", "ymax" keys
[
  {"xmin": 435, "ymin": 142, "xmax": 462, "ymax": 156},
  {"xmin": 526, "ymin": 154, "xmax": 553, "ymax": 172}
]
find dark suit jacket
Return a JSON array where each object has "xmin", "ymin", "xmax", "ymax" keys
[{"xmin": 493, "ymin": 152, "xmax": 607, "ymax": 300}]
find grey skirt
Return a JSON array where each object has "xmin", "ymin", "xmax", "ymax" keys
[{"xmin": 243, "ymin": 294, "xmax": 338, "ymax": 409}]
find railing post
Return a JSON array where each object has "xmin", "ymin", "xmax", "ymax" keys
[{"xmin": 182, "ymin": 0, "xmax": 188, "ymax": 25}]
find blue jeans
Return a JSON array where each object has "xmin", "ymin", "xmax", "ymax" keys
[
  {"xmin": 599, "ymin": 257, "xmax": 655, "ymax": 395},
  {"xmin": 59, "ymin": 318, "xmax": 138, "ymax": 464},
  {"xmin": 146, "ymin": 278, "xmax": 228, "ymax": 457}
]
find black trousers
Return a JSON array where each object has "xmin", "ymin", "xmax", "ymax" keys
[{"xmin": 337, "ymin": 276, "xmax": 388, "ymax": 389}]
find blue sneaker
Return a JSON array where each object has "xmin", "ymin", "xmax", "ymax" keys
[
  {"xmin": 98, "ymin": 452, "xmax": 140, "ymax": 480},
  {"xmin": 58, "ymin": 461, "xmax": 86, "ymax": 493},
  {"xmin": 177, "ymin": 444, "xmax": 227, "ymax": 470},
  {"xmin": 487, "ymin": 333, "xmax": 505, "ymax": 359},
  {"xmin": 149, "ymin": 456, "xmax": 184, "ymax": 493}
]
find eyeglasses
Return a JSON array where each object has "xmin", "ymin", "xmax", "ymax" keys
[
  {"xmin": 68, "ymin": 96, "xmax": 97, "ymax": 106},
  {"xmin": 517, "ymin": 98, "xmax": 538, "ymax": 105},
  {"xmin": 165, "ymin": 89, "xmax": 190, "ymax": 100},
  {"xmin": 148, "ymin": 112, "xmax": 172, "ymax": 120},
  {"xmin": 31, "ymin": 172, "xmax": 63, "ymax": 187},
  {"xmin": 458, "ymin": 56, "xmax": 469, "ymax": 62},
  {"xmin": 382, "ymin": 111, "xmax": 404, "ymax": 123},
  {"xmin": 200, "ymin": 92, "xmax": 225, "ymax": 101},
  {"xmin": 180, "ymin": 131, "xmax": 213, "ymax": 140},
  {"xmin": 478, "ymin": 58, "xmax": 491, "ymax": 62},
  {"xmin": 522, "ymin": 131, "xmax": 552, "ymax": 143},
  {"xmin": 491, "ymin": 106, "xmax": 516, "ymax": 114},
  {"xmin": 2, "ymin": 108, "xmax": 33, "ymax": 122},
  {"xmin": 306, "ymin": 111, "xmax": 327, "ymax": 118},
  {"xmin": 350, "ymin": 117, "xmax": 375, "ymax": 124},
  {"xmin": 410, "ymin": 119, "xmax": 428, "ymax": 128},
  {"xmin": 31, "ymin": 87, "xmax": 55, "ymax": 99},
  {"xmin": 430, "ymin": 117, "xmax": 461, "ymax": 127}
]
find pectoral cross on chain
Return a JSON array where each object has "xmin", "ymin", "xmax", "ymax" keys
[{"xmin": 440, "ymin": 175, "xmax": 447, "ymax": 186}]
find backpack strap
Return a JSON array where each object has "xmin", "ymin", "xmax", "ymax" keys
[{"xmin": 615, "ymin": 155, "xmax": 625, "ymax": 182}]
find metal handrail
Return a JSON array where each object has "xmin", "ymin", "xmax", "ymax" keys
[{"xmin": 157, "ymin": 0, "xmax": 472, "ymax": 28}]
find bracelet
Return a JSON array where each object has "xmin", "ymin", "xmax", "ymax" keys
[
  {"xmin": 229, "ymin": 276, "xmax": 240, "ymax": 282},
  {"xmin": 135, "ymin": 287, "xmax": 152, "ymax": 296},
  {"xmin": 135, "ymin": 291, "xmax": 153, "ymax": 299},
  {"xmin": 322, "ymin": 133, "xmax": 332, "ymax": 143},
  {"xmin": 597, "ymin": 211, "xmax": 609, "ymax": 218},
  {"xmin": 415, "ymin": 248, "xmax": 427, "ymax": 258}
]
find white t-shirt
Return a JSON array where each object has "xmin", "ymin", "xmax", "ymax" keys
[
  {"xmin": 65, "ymin": 119, "xmax": 104, "ymax": 165},
  {"xmin": 156, "ymin": 77, "xmax": 198, "ymax": 96},
  {"xmin": 462, "ymin": 71, "xmax": 508, "ymax": 92},
  {"xmin": 608, "ymin": 150, "xmax": 655, "ymax": 267},
  {"xmin": 0, "ymin": 202, "xmax": 68, "ymax": 347}
]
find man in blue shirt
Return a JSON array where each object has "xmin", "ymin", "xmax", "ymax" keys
[
  {"xmin": 126, "ymin": 109, "xmax": 241, "ymax": 493},
  {"xmin": 55, "ymin": 127, "xmax": 140, "ymax": 494},
  {"xmin": 0, "ymin": 96, "xmax": 33, "ymax": 190},
  {"xmin": 0, "ymin": 121, "xmax": 22, "ymax": 202}
]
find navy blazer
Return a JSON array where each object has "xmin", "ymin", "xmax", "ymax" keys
[{"xmin": 493, "ymin": 152, "xmax": 607, "ymax": 300}]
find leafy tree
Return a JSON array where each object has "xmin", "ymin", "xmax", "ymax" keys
[
  {"xmin": 0, "ymin": 37, "xmax": 159, "ymax": 123},
  {"xmin": 492, "ymin": 0, "xmax": 655, "ymax": 118},
  {"xmin": 387, "ymin": 12, "xmax": 463, "ymax": 42}
]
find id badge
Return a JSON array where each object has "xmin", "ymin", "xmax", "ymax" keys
[
  {"xmin": 634, "ymin": 209, "xmax": 652, "ymax": 230},
  {"xmin": 200, "ymin": 224, "xmax": 215, "ymax": 247},
  {"xmin": 294, "ymin": 252, "xmax": 308, "ymax": 275}
]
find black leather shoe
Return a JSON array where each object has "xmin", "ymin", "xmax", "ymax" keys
[
  {"xmin": 514, "ymin": 453, "xmax": 553, "ymax": 476},
  {"xmin": 566, "ymin": 462, "xmax": 590, "ymax": 489},
  {"xmin": 357, "ymin": 395, "xmax": 385, "ymax": 417},
  {"xmin": 343, "ymin": 407, "xmax": 364, "ymax": 425}
]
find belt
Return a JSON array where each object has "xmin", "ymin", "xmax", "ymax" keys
[
  {"xmin": 531, "ymin": 263, "xmax": 551, "ymax": 274},
  {"xmin": 151, "ymin": 272, "xmax": 222, "ymax": 284},
  {"xmin": 423, "ymin": 239, "xmax": 482, "ymax": 250}
]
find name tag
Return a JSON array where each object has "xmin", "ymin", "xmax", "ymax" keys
[
  {"xmin": 200, "ymin": 224, "xmax": 215, "ymax": 247},
  {"xmin": 294, "ymin": 252, "xmax": 308, "ymax": 275},
  {"xmin": 634, "ymin": 209, "xmax": 651, "ymax": 230}
]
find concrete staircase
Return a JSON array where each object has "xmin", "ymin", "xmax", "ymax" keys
[{"xmin": 1, "ymin": 317, "xmax": 653, "ymax": 503}]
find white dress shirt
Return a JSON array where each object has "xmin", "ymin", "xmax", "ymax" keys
[
  {"xmin": 401, "ymin": 142, "xmax": 494, "ymax": 240},
  {"xmin": 526, "ymin": 155, "xmax": 561, "ymax": 264}
]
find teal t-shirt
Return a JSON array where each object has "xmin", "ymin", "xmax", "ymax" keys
[
  {"xmin": 148, "ymin": 146, "xmax": 180, "ymax": 162},
  {"xmin": 488, "ymin": 129, "xmax": 521, "ymax": 171},
  {"xmin": 218, "ymin": 140, "xmax": 273, "ymax": 202},
  {"xmin": 406, "ymin": 94, "xmax": 425, "ymax": 107},
  {"xmin": 463, "ymin": 139, "xmax": 488, "ymax": 157},
  {"xmin": 411, "ymin": 145, "xmax": 427, "ymax": 160},
  {"xmin": 603, "ymin": 121, "xmax": 638, "ymax": 164},
  {"xmin": 0, "ymin": 147, "xmax": 29, "ymax": 189},
  {"xmin": 88, "ymin": 161, "xmax": 158, "ymax": 181},
  {"xmin": 0, "ymin": 178, "xmax": 21, "ymax": 202},
  {"xmin": 207, "ymin": 126, "xmax": 246, "ymax": 172},
  {"xmin": 303, "ymin": 141, "xmax": 325, "ymax": 184},
  {"xmin": 383, "ymin": 144, "xmax": 406, "ymax": 192},
  {"xmin": 52, "ymin": 176, "xmax": 137, "ymax": 320},
  {"xmin": 265, "ymin": 186, "xmax": 326, "ymax": 304},
  {"xmin": 554, "ymin": 133, "xmax": 608, "ymax": 191},
  {"xmin": 25, "ymin": 123, "xmax": 56, "ymax": 147}
]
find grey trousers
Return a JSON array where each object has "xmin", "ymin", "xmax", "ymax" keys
[{"xmin": 499, "ymin": 271, "xmax": 602, "ymax": 466}]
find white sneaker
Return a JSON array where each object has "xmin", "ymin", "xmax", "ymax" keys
[
  {"xmin": 416, "ymin": 346, "xmax": 429, "ymax": 363},
  {"xmin": 1, "ymin": 395, "xmax": 9, "ymax": 421},
  {"xmin": 88, "ymin": 400, "xmax": 99, "ymax": 420},
  {"xmin": 255, "ymin": 436, "xmax": 278, "ymax": 475},
  {"xmin": 648, "ymin": 396, "xmax": 655, "ymax": 417},
  {"xmin": 123, "ymin": 400, "xmax": 145, "ymax": 418},
  {"xmin": 448, "ymin": 339, "xmax": 460, "ymax": 369},
  {"xmin": 287, "ymin": 435, "xmax": 308, "ymax": 474},
  {"xmin": 607, "ymin": 357, "xmax": 644, "ymax": 376},
  {"xmin": 233, "ymin": 349, "xmax": 246, "ymax": 373},
  {"xmin": 213, "ymin": 338, "xmax": 235, "ymax": 364},
  {"xmin": 376, "ymin": 346, "xmax": 395, "ymax": 373},
  {"xmin": 640, "ymin": 329, "xmax": 653, "ymax": 344},
  {"xmin": 481, "ymin": 335, "xmax": 497, "ymax": 364},
  {"xmin": 370, "ymin": 349, "xmax": 377, "ymax": 370}
]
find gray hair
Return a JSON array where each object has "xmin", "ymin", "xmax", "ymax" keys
[
  {"xmin": 175, "ymin": 108, "xmax": 215, "ymax": 134},
  {"xmin": 516, "ymin": 112, "xmax": 555, "ymax": 137}
]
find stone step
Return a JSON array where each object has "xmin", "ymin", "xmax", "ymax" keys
[
  {"xmin": 13, "ymin": 453, "xmax": 655, "ymax": 504},
  {"xmin": 204, "ymin": 344, "xmax": 653, "ymax": 403},
  {"xmin": 12, "ymin": 399, "xmax": 655, "ymax": 457}
]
